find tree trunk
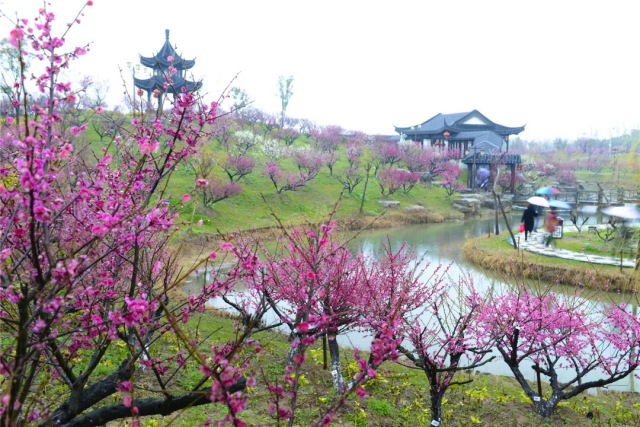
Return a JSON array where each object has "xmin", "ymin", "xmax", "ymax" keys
[
  {"xmin": 327, "ymin": 333, "xmax": 345, "ymax": 392},
  {"xmin": 537, "ymin": 396, "xmax": 560, "ymax": 418},
  {"xmin": 359, "ymin": 163, "xmax": 371, "ymax": 214},
  {"xmin": 286, "ymin": 333, "xmax": 301, "ymax": 365},
  {"xmin": 495, "ymin": 193, "xmax": 517, "ymax": 249},
  {"xmin": 494, "ymin": 194, "xmax": 500, "ymax": 235},
  {"xmin": 429, "ymin": 385, "xmax": 445, "ymax": 425}
]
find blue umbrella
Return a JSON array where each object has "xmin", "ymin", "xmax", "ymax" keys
[
  {"xmin": 476, "ymin": 168, "xmax": 490, "ymax": 179},
  {"xmin": 548, "ymin": 200, "xmax": 571, "ymax": 210},
  {"xmin": 535, "ymin": 186, "xmax": 561, "ymax": 195}
]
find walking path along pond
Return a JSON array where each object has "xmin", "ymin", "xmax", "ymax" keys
[{"xmin": 515, "ymin": 224, "xmax": 636, "ymax": 268}]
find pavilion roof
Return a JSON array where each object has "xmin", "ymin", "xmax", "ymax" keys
[
  {"xmin": 461, "ymin": 152, "xmax": 521, "ymax": 165},
  {"xmin": 394, "ymin": 109, "xmax": 524, "ymax": 136},
  {"xmin": 134, "ymin": 75, "xmax": 202, "ymax": 93},
  {"xmin": 467, "ymin": 131, "xmax": 505, "ymax": 152},
  {"xmin": 139, "ymin": 29, "xmax": 197, "ymax": 70}
]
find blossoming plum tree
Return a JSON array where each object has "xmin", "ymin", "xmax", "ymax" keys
[
  {"xmin": 398, "ymin": 277, "xmax": 494, "ymax": 425},
  {"xmin": 480, "ymin": 285, "xmax": 640, "ymax": 418},
  {"xmin": 439, "ymin": 162, "xmax": 465, "ymax": 196},
  {"xmin": 0, "ymin": 5, "xmax": 256, "ymax": 425},
  {"xmin": 257, "ymin": 216, "xmax": 362, "ymax": 392},
  {"xmin": 228, "ymin": 207, "xmax": 405, "ymax": 425},
  {"xmin": 263, "ymin": 147, "xmax": 323, "ymax": 194},
  {"xmin": 377, "ymin": 168, "xmax": 420, "ymax": 195}
]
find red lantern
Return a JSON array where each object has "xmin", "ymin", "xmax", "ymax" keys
[{"xmin": 443, "ymin": 131, "xmax": 450, "ymax": 139}]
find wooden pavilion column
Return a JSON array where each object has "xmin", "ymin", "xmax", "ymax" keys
[{"xmin": 510, "ymin": 163, "xmax": 516, "ymax": 193}]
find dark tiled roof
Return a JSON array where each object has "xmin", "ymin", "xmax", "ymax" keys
[
  {"xmin": 396, "ymin": 111, "xmax": 470, "ymax": 133},
  {"xmin": 139, "ymin": 29, "xmax": 197, "ymax": 70},
  {"xmin": 395, "ymin": 109, "xmax": 524, "ymax": 136},
  {"xmin": 461, "ymin": 152, "xmax": 521, "ymax": 165},
  {"xmin": 470, "ymin": 131, "xmax": 505, "ymax": 151},
  {"xmin": 134, "ymin": 75, "xmax": 202, "ymax": 93},
  {"xmin": 448, "ymin": 130, "xmax": 487, "ymax": 141},
  {"xmin": 454, "ymin": 123, "xmax": 525, "ymax": 135}
]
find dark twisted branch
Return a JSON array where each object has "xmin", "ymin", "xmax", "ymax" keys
[{"xmin": 61, "ymin": 377, "xmax": 246, "ymax": 427}]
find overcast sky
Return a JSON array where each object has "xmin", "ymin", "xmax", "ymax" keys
[{"xmin": 2, "ymin": 0, "xmax": 640, "ymax": 141}]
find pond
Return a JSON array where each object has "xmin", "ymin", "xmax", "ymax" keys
[{"xmin": 184, "ymin": 212, "xmax": 639, "ymax": 392}]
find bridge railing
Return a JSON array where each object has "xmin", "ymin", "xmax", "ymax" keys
[{"xmin": 514, "ymin": 186, "xmax": 640, "ymax": 206}]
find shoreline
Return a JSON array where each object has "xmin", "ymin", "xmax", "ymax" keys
[
  {"xmin": 173, "ymin": 207, "xmax": 482, "ymax": 268},
  {"xmin": 461, "ymin": 237, "xmax": 640, "ymax": 292}
]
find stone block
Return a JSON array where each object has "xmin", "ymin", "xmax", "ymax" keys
[
  {"xmin": 403, "ymin": 205, "xmax": 426, "ymax": 213},
  {"xmin": 378, "ymin": 200, "xmax": 400, "ymax": 208},
  {"xmin": 452, "ymin": 203, "xmax": 474, "ymax": 214}
]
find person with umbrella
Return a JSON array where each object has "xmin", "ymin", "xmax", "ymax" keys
[
  {"xmin": 545, "ymin": 207, "xmax": 559, "ymax": 247},
  {"xmin": 528, "ymin": 196, "xmax": 549, "ymax": 229},
  {"xmin": 520, "ymin": 203, "xmax": 538, "ymax": 241},
  {"xmin": 476, "ymin": 167, "xmax": 490, "ymax": 191}
]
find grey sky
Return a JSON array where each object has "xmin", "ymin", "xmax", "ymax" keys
[{"xmin": 2, "ymin": 0, "xmax": 640, "ymax": 141}]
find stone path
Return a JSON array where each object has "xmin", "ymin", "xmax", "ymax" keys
[{"xmin": 514, "ymin": 225, "xmax": 636, "ymax": 268}]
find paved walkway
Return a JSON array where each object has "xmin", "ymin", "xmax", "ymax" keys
[{"xmin": 514, "ymin": 224, "xmax": 636, "ymax": 268}]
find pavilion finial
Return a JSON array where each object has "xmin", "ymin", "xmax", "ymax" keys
[{"xmin": 165, "ymin": 29, "xmax": 170, "ymax": 40}]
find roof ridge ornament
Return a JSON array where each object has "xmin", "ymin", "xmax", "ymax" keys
[{"xmin": 165, "ymin": 29, "xmax": 170, "ymax": 40}]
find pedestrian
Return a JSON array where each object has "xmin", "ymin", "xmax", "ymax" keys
[
  {"xmin": 545, "ymin": 207, "xmax": 558, "ymax": 247},
  {"xmin": 520, "ymin": 204, "xmax": 537, "ymax": 241},
  {"xmin": 534, "ymin": 204, "xmax": 544, "ymax": 229}
]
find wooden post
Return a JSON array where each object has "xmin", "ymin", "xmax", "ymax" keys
[
  {"xmin": 472, "ymin": 147, "xmax": 477, "ymax": 192},
  {"xmin": 323, "ymin": 334, "xmax": 328, "ymax": 370},
  {"xmin": 597, "ymin": 183, "xmax": 609, "ymax": 205},
  {"xmin": 535, "ymin": 363, "xmax": 543, "ymax": 398},
  {"xmin": 510, "ymin": 163, "xmax": 516, "ymax": 193}
]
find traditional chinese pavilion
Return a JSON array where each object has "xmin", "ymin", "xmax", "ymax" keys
[
  {"xmin": 133, "ymin": 29, "xmax": 202, "ymax": 107},
  {"xmin": 394, "ymin": 110, "xmax": 525, "ymax": 154},
  {"xmin": 395, "ymin": 110, "xmax": 526, "ymax": 191}
]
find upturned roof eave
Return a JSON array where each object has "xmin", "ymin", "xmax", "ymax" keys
[
  {"xmin": 396, "ymin": 123, "xmax": 525, "ymax": 136},
  {"xmin": 134, "ymin": 76, "xmax": 202, "ymax": 92},
  {"xmin": 139, "ymin": 54, "xmax": 196, "ymax": 70}
]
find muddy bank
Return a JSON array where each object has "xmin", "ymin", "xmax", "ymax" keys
[{"xmin": 461, "ymin": 238, "xmax": 639, "ymax": 293}]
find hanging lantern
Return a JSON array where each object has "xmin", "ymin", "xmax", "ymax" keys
[{"xmin": 443, "ymin": 131, "xmax": 450, "ymax": 139}]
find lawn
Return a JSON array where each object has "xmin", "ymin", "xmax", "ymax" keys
[
  {"xmin": 116, "ymin": 310, "xmax": 640, "ymax": 426},
  {"xmin": 86, "ymin": 123, "xmax": 460, "ymax": 235},
  {"xmin": 171, "ymin": 154, "xmax": 457, "ymax": 234},
  {"xmin": 557, "ymin": 229, "xmax": 638, "ymax": 258}
]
